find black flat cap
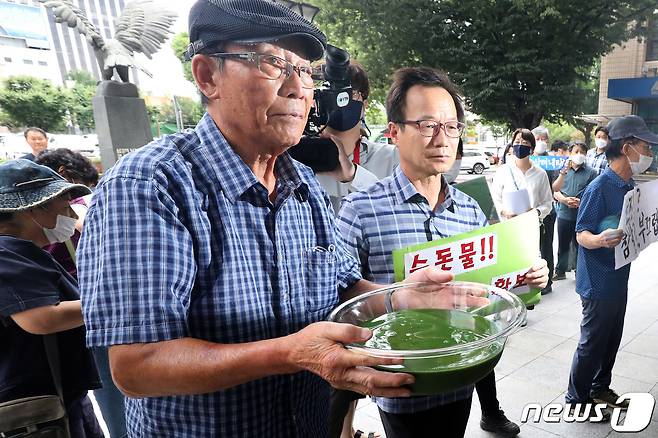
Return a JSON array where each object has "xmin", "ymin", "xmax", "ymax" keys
[
  {"xmin": 185, "ymin": 0, "xmax": 327, "ymax": 61},
  {"xmin": 607, "ymin": 115, "xmax": 658, "ymax": 144}
]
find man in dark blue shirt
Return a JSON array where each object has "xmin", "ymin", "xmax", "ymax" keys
[{"xmin": 566, "ymin": 115, "xmax": 657, "ymax": 419}]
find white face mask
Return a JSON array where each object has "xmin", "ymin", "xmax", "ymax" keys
[
  {"xmin": 33, "ymin": 214, "xmax": 77, "ymax": 244},
  {"xmin": 627, "ymin": 146, "xmax": 653, "ymax": 176},
  {"xmin": 534, "ymin": 140, "xmax": 548, "ymax": 154},
  {"xmin": 594, "ymin": 138, "xmax": 608, "ymax": 150},
  {"xmin": 570, "ymin": 154, "xmax": 586, "ymax": 166}
]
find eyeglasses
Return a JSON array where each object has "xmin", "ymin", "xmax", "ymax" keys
[
  {"xmin": 205, "ymin": 52, "xmax": 315, "ymax": 89},
  {"xmin": 394, "ymin": 120, "xmax": 465, "ymax": 138}
]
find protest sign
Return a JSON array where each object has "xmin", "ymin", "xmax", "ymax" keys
[
  {"xmin": 455, "ymin": 176, "xmax": 500, "ymax": 223},
  {"xmin": 503, "ymin": 188, "xmax": 531, "ymax": 215},
  {"xmin": 393, "ymin": 211, "xmax": 541, "ymax": 305},
  {"xmin": 615, "ymin": 179, "xmax": 658, "ymax": 269},
  {"xmin": 530, "ymin": 156, "xmax": 568, "ymax": 171}
]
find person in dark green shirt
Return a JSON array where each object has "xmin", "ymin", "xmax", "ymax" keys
[{"xmin": 552, "ymin": 142, "xmax": 598, "ymax": 279}]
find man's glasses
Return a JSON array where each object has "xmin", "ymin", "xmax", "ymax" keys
[
  {"xmin": 394, "ymin": 120, "xmax": 465, "ymax": 138},
  {"xmin": 206, "ymin": 52, "xmax": 315, "ymax": 89}
]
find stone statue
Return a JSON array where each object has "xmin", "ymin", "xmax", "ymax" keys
[{"xmin": 40, "ymin": 0, "xmax": 177, "ymax": 83}]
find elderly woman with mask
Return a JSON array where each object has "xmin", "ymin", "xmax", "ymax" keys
[{"xmin": 0, "ymin": 160, "xmax": 102, "ymax": 437}]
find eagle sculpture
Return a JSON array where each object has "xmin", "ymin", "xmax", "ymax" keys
[{"xmin": 40, "ymin": 0, "xmax": 177, "ymax": 83}]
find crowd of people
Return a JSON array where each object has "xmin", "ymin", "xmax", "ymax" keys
[{"xmin": 0, "ymin": 1, "xmax": 656, "ymax": 438}]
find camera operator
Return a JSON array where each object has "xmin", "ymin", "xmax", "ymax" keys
[{"xmin": 315, "ymin": 61, "xmax": 399, "ymax": 213}]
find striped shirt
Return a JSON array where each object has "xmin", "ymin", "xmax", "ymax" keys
[
  {"xmin": 78, "ymin": 113, "xmax": 362, "ymax": 437},
  {"xmin": 336, "ymin": 166, "xmax": 487, "ymax": 414},
  {"xmin": 586, "ymin": 148, "xmax": 608, "ymax": 175}
]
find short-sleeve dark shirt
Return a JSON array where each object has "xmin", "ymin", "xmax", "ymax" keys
[
  {"xmin": 0, "ymin": 235, "xmax": 100, "ymax": 404},
  {"xmin": 575, "ymin": 167, "xmax": 634, "ymax": 300},
  {"xmin": 555, "ymin": 164, "xmax": 598, "ymax": 222}
]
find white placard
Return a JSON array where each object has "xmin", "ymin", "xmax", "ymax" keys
[
  {"xmin": 615, "ymin": 179, "xmax": 658, "ymax": 269},
  {"xmin": 503, "ymin": 188, "xmax": 531, "ymax": 215}
]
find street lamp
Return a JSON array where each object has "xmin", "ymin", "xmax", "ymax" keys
[{"xmin": 271, "ymin": 0, "xmax": 320, "ymax": 22}]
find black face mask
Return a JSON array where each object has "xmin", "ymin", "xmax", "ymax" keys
[
  {"xmin": 327, "ymin": 100, "xmax": 364, "ymax": 132},
  {"xmin": 512, "ymin": 144, "xmax": 533, "ymax": 159}
]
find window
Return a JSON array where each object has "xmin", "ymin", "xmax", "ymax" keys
[
  {"xmin": 38, "ymin": 61, "xmax": 47, "ymax": 66},
  {"xmin": 3, "ymin": 57, "xmax": 11, "ymax": 63},
  {"xmin": 646, "ymin": 18, "xmax": 658, "ymax": 61},
  {"xmin": 23, "ymin": 59, "xmax": 33, "ymax": 65}
]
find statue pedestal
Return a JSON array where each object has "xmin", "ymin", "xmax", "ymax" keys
[{"xmin": 92, "ymin": 81, "xmax": 153, "ymax": 171}]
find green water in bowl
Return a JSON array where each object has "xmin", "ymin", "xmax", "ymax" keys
[{"xmin": 359, "ymin": 308, "xmax": 504, "ymax": 395}]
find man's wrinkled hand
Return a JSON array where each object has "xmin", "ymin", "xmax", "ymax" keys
[
  {"xmin": 399, "ymin": 267, "xmax": 490, "ymax": 309},
  {"xmin": 598, "ymin": 228, "xmax": 624, "ymax": 249},
  {"xmin": 290, "ymin": 322, "xmax": 414, "ymax": 397},
  {"xmin": 523, "ymin": 258, "xmax": 549, "ymax": 289}
]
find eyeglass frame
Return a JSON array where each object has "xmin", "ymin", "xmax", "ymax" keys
[
  {"xmin": 204, "ymin": 52, "xmax": 315, "ymax": 89},
  {"xmin": 393, "ymin": 120, "xmax": 466, "ymax": 138}
]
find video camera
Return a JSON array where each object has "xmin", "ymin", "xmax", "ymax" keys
[
  {"xmin": 288, "ymin": 45, "xmax": 353, "ymax": 172},
  {"xmin": 307, "ymin": 44, "xmax": 352, "ymax": 131}
]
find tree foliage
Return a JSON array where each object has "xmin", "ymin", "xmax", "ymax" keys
[
  {"xmin": 311, "ymin": 0, "xmax": 657, "ymax": 129},
  {"xmin": 171, "ymin": 32, "xmax": 194, "ymax": 84},
  {"xmin": 65, "ymin": 70, "xmax": 97, "ymax": 131},
  {"xmin": 149, "ymin": 96, "xmax": 204, "ymax": 128},
  {"xmin": 0, "ymin": 76, "xmax": 69, "ymax": 131}
]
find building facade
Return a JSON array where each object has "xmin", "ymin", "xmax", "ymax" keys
[
  {"xmin": 0, "ymin": 0, "xmax": 136, "ymax": 86},
  {"xmin": 598, "ymin": 18, "xmax": 658, "ymax": 132}
]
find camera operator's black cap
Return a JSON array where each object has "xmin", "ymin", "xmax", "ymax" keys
[{"xmin": 185, "ymin": 0, "xmax": 327, "ymax": 61}]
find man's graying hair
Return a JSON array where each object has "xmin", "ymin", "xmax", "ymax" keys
[
  {"xmin": 606, "ymin": 136, "xmax": 640, "ymax": 161},
  {"xmin": 531, "ymin": 126, "xmax": 549, "ymax": 139},
  {"xmin": 198, "ymin": 42, "xmax": 227, "ymax": 106}
]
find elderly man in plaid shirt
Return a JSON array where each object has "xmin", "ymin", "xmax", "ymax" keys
[
  {"xmin": 337, "ymin": 67, "xmax": 548, "ymax": 438},
  {"xmin": 76, "ymin": 1, "xmax": 476, "ymax": 437}
]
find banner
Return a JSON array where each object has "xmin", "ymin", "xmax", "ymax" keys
[
  {"xmin": 455, "ymin": 176, "xmax": 500, "ymax": 223},
  {"xmin": 615, "ymin": 179, "xmax": 658, "ymax": 269},
  {"xmin": 530, "ymin": 156, "xmax": 568, "ymax": 171},
  {"xmin": 393, "ymin": 211, "xmax": 541, "ymax": 305}
]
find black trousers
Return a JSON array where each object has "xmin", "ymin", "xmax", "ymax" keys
[
  {"xmin": 378, "ymin": 396, "xmax": 472, "ymax": 438},
  {"xmin": 556, "ymin": 218, "xmax": 578, "ymax": 274},
  {"xmin": 328, "ymin": 389, "xmax": 364, "ymax": 438},
  {"xmin": 540, "ymin": 209, "xmax": 556, "ymax": 287},
  {"xmin": 475, "ymin": 370, "xmax": 500, "ymax": 416}
]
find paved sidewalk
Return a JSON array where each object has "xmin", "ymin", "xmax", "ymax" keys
[{"xmin": 354, "ymin": 242, "xmax": 658, "ymax": 437}]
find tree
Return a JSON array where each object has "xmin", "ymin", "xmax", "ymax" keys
[
  {"xmin": 365, "ymin": 101, "xmax": 387, "ymax": 125},
  {"xmin": 311, "ymin": 0, "xmax": 657, "ymax": 129},
  {"xmin": 171, "ymin": 32, "xmax": 194, "ymax": 84},
  {"xmin": 0, "ymin": 76, "xmax": 69, "ymax": 131},
  {"xmin": 65, "ymin": 70, "xmax": 97, "ymax": 131},
  {"xmin": 66, "ymin": 69, "xmax": 97, "ymax": 87},
  {"xmin": 150, "ymin": 96, "xmax": 204, "ymax": 131}
]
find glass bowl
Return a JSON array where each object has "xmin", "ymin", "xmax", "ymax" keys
[{"xmin": 328, "ymin": 281, "xmax": 526, "ymax": 395}]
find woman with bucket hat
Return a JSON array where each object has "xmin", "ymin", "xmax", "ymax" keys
[{"xmin": 0, "ymin": 159, "xmax": 103, "ymax": 437}]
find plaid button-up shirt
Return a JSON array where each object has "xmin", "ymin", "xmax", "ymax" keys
[
  {"xmin": 78, "ymin": 113, "xmax": 361, "ymax": 437},
  {"xmin": 586, "ymin": 148, "xmax": 608, "ymax": 175},
  {"xmin": 336, "ymin": 167, "xmax": 487, "ymax": 414}
]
